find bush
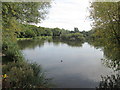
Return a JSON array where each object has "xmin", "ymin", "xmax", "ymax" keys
[
  {"xmin": 24, "ymin": 30, "xmax": 36, "ymax": 38},
  {"xmin": 61, "ymin": 33, "xmax": 85, "ymax": 41},
  {"xmin": 2, "ymin": 38, "xmax": 23, "ymax": 62},
  {"xmin": 2, "ymin": 61, "xmax": 51, "ymax": 88}
]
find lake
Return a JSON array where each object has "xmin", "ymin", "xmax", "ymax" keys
[{"xmin": 18, "ymin": 39, "xmax": 116, "ymax": 88}]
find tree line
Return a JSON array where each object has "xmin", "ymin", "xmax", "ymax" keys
[
  {"xmin": 2, "ymin": 1, "xmax": 120, "ymax": 88},
  {"xmin": 16, "ymin": 24, "xmax": 85, "ymax": 41}
]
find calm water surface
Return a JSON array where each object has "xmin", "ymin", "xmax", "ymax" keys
[{"xmin": 18, "ymin": 39, "xmax": 115, "ymax": 88}]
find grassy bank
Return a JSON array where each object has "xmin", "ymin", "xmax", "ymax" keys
[
  {"xmin": 17, "ymin": 36, "xmax": 52, "ymax": 41},
  {"xmin": 17, "ymin": 38, "xmax": 33, "ymax": 41},
  {"xmin": 2, "ymin": 61, "xmax": 52, "ymax": 88}
]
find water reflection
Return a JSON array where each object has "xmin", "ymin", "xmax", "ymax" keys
[
  {"xmin": 97, "ymin": 73, "xmax": 120, "ymax": 89},
  {"xmin": 87, "ymin": 38, "xmax": 120, "ymax": 88},
  {"xmin": 17, "ymin": 37, "xmax": 84, "ymax": 50},
  {"xmin": 52, "ymin": 37, "xmax": 84, "ymax": 47},
  {"xmin": 17, "ymin": 38, "xmax": 119, "ymax": 88},
  {"xmin": 87, "ymin": 39, "xmax": 120, "ymax": 71},
  {"xmin": 17, "ymin": 39, "xmax": 45, "ymax": 50}
]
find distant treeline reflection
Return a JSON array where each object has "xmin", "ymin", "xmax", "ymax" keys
[{"xmin": 17, "ymin": 37, "xmax": 85, "ymax": 50}]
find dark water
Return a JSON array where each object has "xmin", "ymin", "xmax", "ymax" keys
[{"xmin": 18, "ymin": 39, "xmax": 118, "ymax": 88}]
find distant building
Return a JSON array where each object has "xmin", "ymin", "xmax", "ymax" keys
[{"xmin": 74, "ymin": 27, "xmax": 79, "ymax": 32}]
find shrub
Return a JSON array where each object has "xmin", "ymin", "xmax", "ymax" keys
[
  {"xmin": 61, "ymin": 33, "xmax": 85, "ymax": 41},
  {"xmin": 2, "ymin": 38, "xmax": 23, "ymax": 62},
  {"xmin": 2, "ymin": 61, "xmax": 51, "ymax": 88}
]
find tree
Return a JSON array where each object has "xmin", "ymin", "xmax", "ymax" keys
[
  {"xmin": 90, "ymin": 2, "xmax": 120, "ymax": 44},
  {"xmin": 2, "ymin": 2, "xmax": 51, "ymax": 61},
  {"xmin": 52, "ymin": 28, "xmax": 62, "ymax": 36},
  {"xmin": 61, "ymin": 33, "xmax": 84, "ymax": 41},
  {"xmin": 2, "ymin": 2, "xmax": 51, "ymax": 23},
  {"xmin": 2, "ymin": 2, "xmax": 51, "ymax": 40},
  {"xmin": 89, "ymin": 1, "xmax": 120, "ymax": 72},
  {"xmin": 2, "ymin": 2, "xmax": 52, "ymax": 88}
]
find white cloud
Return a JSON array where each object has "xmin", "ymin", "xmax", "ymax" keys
[{"xmin": 37, "ymin": 0, "xmax": 92, "ymax": 31}]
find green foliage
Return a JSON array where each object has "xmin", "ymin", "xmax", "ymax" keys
[
  {"xmin": 88, "ymin": 37, "xmax": 120, "ymax": 71},
  {"xmin": 2, "ymin": 38, "xmax": 23, "ymax": 62},
  {"xmin": 89, "ymin": 1, "xmax": 120, "ymax": 71},
  {"xmin": 15, "ymin": 25, "xmax": 84, "ymax": 42},
  {"xmin": 61, "ymin": 33, "xmax": 85, "ymax": 41},
  {"xmin": 51, "ymin": 28, "xmax": 62, "ymax": 36},
  {"xmin": 44, "ymin": 29, "xmax": 53, "ymax": 36},
  {"xmin": 17, "ymin": 25, "xmax": 54, "ymax": 38},
  {"xmin": 90, "ymin": 2, "xmax": 120, "ymax": 44},
  {"xmin": 60, "ymin": 29, "xmax": 69, "ymax": 35},
  {"xmin": 2, "ymin": 2, "xmax": 52, "ymax": 88},
  {"xmin": 24, "ymin": 29, "xmax": 36, "ymax": 38},
  {"xmin": 101, "ymin": 43, "xmax": 120, "ymax": 71},
  {"xmin": 2, "ymin": 2, "xmax": 51, "ymax": 62},
  {"xmin": 2, "ymin": 61, "xmax": 51, "ymax": 88},
  {"xmin": 2, "ymin": 2, "xmax": 51, "ymax": 23},
  {"xmin": 2, "ymin": 2, "xmax": 51, "ymax": 42}
]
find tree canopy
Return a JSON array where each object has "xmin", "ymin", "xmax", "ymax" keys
[
  {"xmin": 90, "ymin": 2, "xmax": 120, "ymax": 44},
  {"xmin": 2, "ymin": 1, "xmax": 52, "ymax": 63}
]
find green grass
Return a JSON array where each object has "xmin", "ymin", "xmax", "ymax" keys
[
  {"xmin": 2, "ymin": 61, "xmax": 52, "ymax": 88},
  {"xmin": 17, "ymin": 38, "xmax": 33, "ymax": 41},
  {"xmin": 17, "ymin": 36, "xmax": 52, "ymax": 41}
]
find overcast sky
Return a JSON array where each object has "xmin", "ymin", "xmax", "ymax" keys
[{"xmin": 37, "ymin": 0, "xmax": 93, "ymax": 31}]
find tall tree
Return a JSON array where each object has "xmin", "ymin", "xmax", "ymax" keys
[
  {"xmin": 2, "ymin": 2, "xmax": 51, "ymax": 61},
  {"xmin": 2, "ymin": 2, "xmax": 51, "ymax": 39},
  {"xmin": 90, "ymin": 2, "xmax": 120, "ymax": 44}
]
